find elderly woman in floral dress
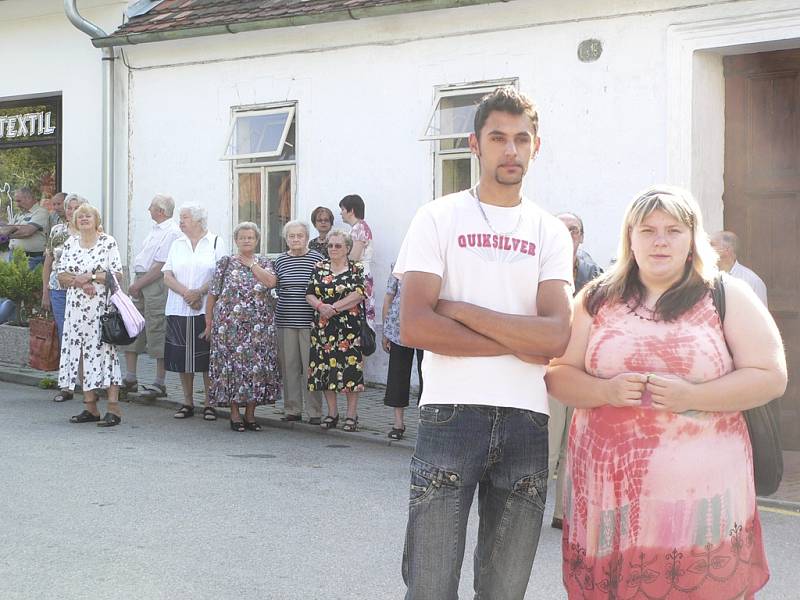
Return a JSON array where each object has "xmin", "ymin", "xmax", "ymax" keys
[{"xmin": 203, "ymin": 222, "xmax": 281, "ymax": 432}]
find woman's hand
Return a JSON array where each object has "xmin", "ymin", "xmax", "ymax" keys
[
  {"xmin": 200, "ymin": 320, "xmax": 212, "ymax": 340},
  {"xmin": 81, "ymin": 282, "xmax": 96, "ymax": 297},
  {"xmin": 41, "ymin": 290, "xmax": 51, "ymax": 311},
  {"xmin": 603, "ymin": 373, "xmax": 648, "ymax": 407},
  {"xmin": 73, "ymin": 273, "xmax": 91, "ymax": 287},
  {"xmin": 382, "ymin": 334, "xmax": 391, "ymax": 353},
  {"xmin": 318, "ymin": 304, "xmax": 337, "ymax": 320},
  {"xmin": 183, "ymin": 288, "xmax": 202, "ymax": 307},
  {"xmin": 647, "ymin": 374, "xmax": 696, "ymax": 413}
]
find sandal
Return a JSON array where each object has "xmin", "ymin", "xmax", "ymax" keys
[
  {"xmin": 388, "ymin": 427, "xmax": 406, "ymax": 440},
  {"xmin": 70, "ymin": 410, "xmax": 101, "ymax": 423},
  {"xmin": 173, "ymin": 405, "xmax": 194, "ymax": 419},
  {"xmin": 230, "ymin": 419, "xmax": 246, "ymax": 432},
  {"xmin": 121, "ymin": 380, "xmax": 138, "ymax": 393},
  {"xmin": 97, "ymin": 412, "xmax": 122, "ymax": 427},
  {"xmin": 243, "ymin": 420, "xmax": 262, "ymax": 432},
  {"xmin": 342, "ymin": 416, "xmax": 359, "ymax": 432},
  {"xmin": 321, "ymin": 414, "xmax": 339, "ymax": 429},
  {"xmin": 203, "ymin": 406, "xmax": 217, "ymax": 421},
  {"xmin": 139, "ymin": 383, "xmax": 167, "ymax": 400},
  {"xmin": 53, "ymin": 390, "xmax": 73, "ymax": 403}
]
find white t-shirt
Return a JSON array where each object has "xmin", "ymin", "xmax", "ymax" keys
[
  {"xmin": 729, "ymin": 261, "xmax": 768, "ymax": 307},
  {"xmin": 162, "ymin": 231, "xmax": 226, "ymax": 317},
  {"xmin": 394, "ymin": 190, "xmax": 573, "ymax": 413}
]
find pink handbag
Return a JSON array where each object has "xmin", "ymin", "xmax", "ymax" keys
[{"xmin": 108, "ymin": 273, "xmax": 145, "ymax": 337}]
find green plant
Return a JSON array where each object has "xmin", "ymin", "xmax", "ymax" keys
[
  {"xmin": 39, "ymin": 376, "xmax": 57, "ymax": 389},
  {"xmin": 0, "ymin": 247, "xmax": 43, "ymax": 325}
]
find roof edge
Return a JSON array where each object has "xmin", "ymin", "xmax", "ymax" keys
[{"xmin": 92, "ymin": 0, "xmax": 510, "ymax": 48}]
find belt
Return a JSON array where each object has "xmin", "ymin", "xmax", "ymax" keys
[{"xmin": 25, "ymin": 251, "xmax": 44, "ymax": 257}]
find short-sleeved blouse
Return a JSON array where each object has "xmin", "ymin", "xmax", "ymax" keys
[
  {"xmin": 45, "ymin": 223, "xmax": 75, "ymax": 290},
  {"xmin": 383, "ymin": 270, "xmax": 402, "ymax": 345},
  {"xmin": 349, "ymin": 220, "xmax": 373, "ymax": 273},
  {"xmin": 162, "ymin": 231, "xmax": 226, "ymax": 316}
]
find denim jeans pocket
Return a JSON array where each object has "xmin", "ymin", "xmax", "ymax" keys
[
  {"xmin": 408, "ymin": 455, "xmax": 461, "ymax": 505},
  {"xmin": 526, "ymin": 410, "xmax": 550, "ymax": 429},
  {"xmin": 418, "ymin": 404, "xmax": 458, "ymax": 425},
  {"xmin": 512, "ymin": 468, "xmax": 548, "ymax": 511}
]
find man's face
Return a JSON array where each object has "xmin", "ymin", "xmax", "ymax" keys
[
  {"xmin": 51, "ymin": 194, "xmax": 66, "ymax": 217},
  {"xmin": 469, "ymin": 111, "xmax": 539, "ymax": 186},
  {"xmin": 148, "ymin": 201, "xmax": 163, "ymax": 222},
  {"xmin": 14, "ymin": 192, "xmax": 35, "ymax": 211},
  {"xmin": 709, "ymin": 234, "xmax": 732, "ymax": 264},
  {"xmin": 559, "ymin": 214, "xmax": 583, "ymax": 256}
]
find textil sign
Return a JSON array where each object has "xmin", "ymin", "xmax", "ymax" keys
[{"xmin": 0, "ymin": 112, "xmax": 56, "ymax": 140}]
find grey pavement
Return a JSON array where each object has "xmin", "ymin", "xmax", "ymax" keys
[{"xmin": 2, "ymin": 382, "xmax": 800, "ymax": 600}]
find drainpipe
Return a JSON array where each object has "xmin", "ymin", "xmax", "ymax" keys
[{"xmin": 63, "ymin": 1, "xmax": 115, "ymax": 236}]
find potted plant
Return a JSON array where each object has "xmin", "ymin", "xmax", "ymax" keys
[{"xmin": 0, "ymin": 247, "xmax": 44, "ymax": 366}]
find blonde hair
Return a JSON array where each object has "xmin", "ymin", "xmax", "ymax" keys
[
  {"xmin": 71, "ymin": 203, "xmax": 103, "ymax": 232},
  {"xmin": 585, "ymin": 185, "xmax": 718, "ymax": 321}
]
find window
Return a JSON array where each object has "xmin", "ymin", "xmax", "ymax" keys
[
  {"xmin": 225, "ymin": 103, "xmax": 296, "ymax": 254},
  {"xmin": 422, "ymin": 80, "xmax": 517, "ymax": 198},
  {"xmin": 0, "ymin": 94, "xmax": 62, "ymax": 207}
]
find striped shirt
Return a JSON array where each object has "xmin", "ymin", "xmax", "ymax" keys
[{"xmin": 273, "ymin": 250, "xmax": 325, "ymax": 328}]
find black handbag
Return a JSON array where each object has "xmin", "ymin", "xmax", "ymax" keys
[
  {"xmin": 360, "ymin": 302, "xmax": 376, "ymax": 356},
  {"xmin": 711, "ymin": 275, "xmax": 783, "ymax": 496}
]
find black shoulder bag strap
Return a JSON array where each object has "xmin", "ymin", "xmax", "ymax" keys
[{"xmin": 710, "ymin": 273, "xmax": 725, "ymax": 323}]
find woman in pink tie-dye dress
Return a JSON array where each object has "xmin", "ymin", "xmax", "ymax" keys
[{"xmin": 547, "ymin": 186, "xmax": 787, "ymax": 600}]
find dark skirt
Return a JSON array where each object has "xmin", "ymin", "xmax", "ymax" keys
[
  {"xmin": 383, "ymin": 342, "xmax": 424, "ymax": 407},
  {"xmin": 164, "ymin": 314, "xmax": 210, "ymax": 373}
]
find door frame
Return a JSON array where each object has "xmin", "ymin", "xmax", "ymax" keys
[{"xmin": 666, "ymin": 5, "xmax": 800, "ymax": 228}]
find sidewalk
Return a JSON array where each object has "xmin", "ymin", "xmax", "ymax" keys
[
  {"xmin": 0, "ymin": 354, "xmax": 419, "ymax": 450},
  {"xmin": 2, "ymin": 357, "xmax": 798, "ymax": 509}
]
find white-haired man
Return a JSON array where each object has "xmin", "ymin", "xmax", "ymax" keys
[
  {"xmin": 710, "ymin": 230, "xmax": 768, "ymax": 307},
  {"xmin": 122, "ymin": 194, "xmax": 181, "ymax": 398}
]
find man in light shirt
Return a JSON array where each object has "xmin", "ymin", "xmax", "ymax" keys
[
  {"xmin": 0, "ymin": 187, "xmax": 49, "ymax": 268},
  {"xmin": 710, "ymin": 230, "xmax": 768, "ymax": 307},
  {"xmin": 395, "ymin": 87, "xmax": 573, "ymax": 599},
  {"xmin": 122, "ymin": 194, "xmax": 181, "ymax": 398}
]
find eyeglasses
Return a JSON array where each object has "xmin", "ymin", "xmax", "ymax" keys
[
  {"xmin": 567, "ymin": 226, "xmax": 582, "ymax": 235},
  {"xmin": 327, "ymin": 243, "xmax": 344, "ymax": 249}
]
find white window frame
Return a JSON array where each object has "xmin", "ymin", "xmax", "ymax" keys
[
  {"xmin": 428, "ymin": 79, "xmax": 518, "ymax": 198},
  {"xmin": 220, "ymin": 105, "xmax": 295, "ymax": 161},
  {"xmin": 421, "ymin": 78, "xmax": 517, "ymax": 141}
]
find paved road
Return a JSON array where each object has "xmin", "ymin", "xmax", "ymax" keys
[{"xmin": 0, "ymin": 383, "xmax": 797, "ymax": 599}]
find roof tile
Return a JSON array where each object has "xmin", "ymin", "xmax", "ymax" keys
[{"xmin": 111, "ymin": 0, "xmax": 437, "ymax": 37}]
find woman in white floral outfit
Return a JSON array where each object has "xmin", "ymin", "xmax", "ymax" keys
[{"xmin": 57, "ymin": 204, "xmax": 124, "ymax": 427}]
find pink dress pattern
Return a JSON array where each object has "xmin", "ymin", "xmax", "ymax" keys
[
  {"xmin": 563, "ymin": 294, "xmax": 768, "ymax": 599},
  {"xmin": 350, "ymin": 219, "xmax": 375, "ymax": 325}
]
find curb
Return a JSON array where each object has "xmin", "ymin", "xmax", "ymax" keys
[
  {"xmin": 757, "ymin": 496, "xmax": 800, "ymax": 513},
  {"xmin": 0, "ymin": 365, "xmax": 415, "ymax": 452}
]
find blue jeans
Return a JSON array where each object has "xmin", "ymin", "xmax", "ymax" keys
[
  {"xmin": 402, "ymin": 404, "xmax": 549, "ymax": 600},
  {"xmin": 27, "ymin": 255, "xmax": 44, "ymax": 270},
  {"xmin": 49, "ymin": 289, "xmax": 67, "ymax": 342}
]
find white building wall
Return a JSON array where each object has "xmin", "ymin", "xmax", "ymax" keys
[{"xmin": 0, "ymin": 0, "xmax": 128, "ymax": 251}]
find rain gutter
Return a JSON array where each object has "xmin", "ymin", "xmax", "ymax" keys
[
  {"xmin": 63, "ymin": 0, "xmax": 116, "ymax": 235},
  {"xmin": 91, "ymin": 0, "xmax": 508, "ymax": 48}
]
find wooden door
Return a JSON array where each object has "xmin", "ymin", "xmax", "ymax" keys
[{"xmin": 724, "ymin": 48, "xmax": 800, "ymax": 450}]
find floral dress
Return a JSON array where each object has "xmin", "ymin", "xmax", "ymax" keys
[
  {"xmin": 563, "ymin": 294, "xmax": 768, "ymax": 599},
  {"xmin": 57, "ymin": 234, "xmax": 123, "ymax": 391},
  {"xmin": 45, "ymin": 223, "xmax": 74, "ymax": 291},
  {"xmin": 307, "ymin": 260, "xmax": 366, "ymax": 392},
  {"xmin": 207, "ymin": 255, "xmax": 281, "ymax": 406},
  {"xmin": 350, "ymin": 220, "xmax": 375, "ymax": 325}
]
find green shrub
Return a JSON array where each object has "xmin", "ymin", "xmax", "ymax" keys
[{"xmin": 0, "ymin": 247, "xmax": 43, "ymax": 325}]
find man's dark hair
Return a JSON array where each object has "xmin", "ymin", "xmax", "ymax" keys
[
  {"xmin": 15, "ymin": 187, "xmax": 35, "ymax": 200},
  {"xmin": 339, "ymin": 194, "xmax": 365, "ymax": 220},
  {"xmin": 473, "ymin": 86, "xmax": 539, "ymax": 138}
]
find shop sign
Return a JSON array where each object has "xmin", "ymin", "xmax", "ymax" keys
[{"xmin": 0, "ymin": 112, "xmax": 56, "ymax": 140}]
